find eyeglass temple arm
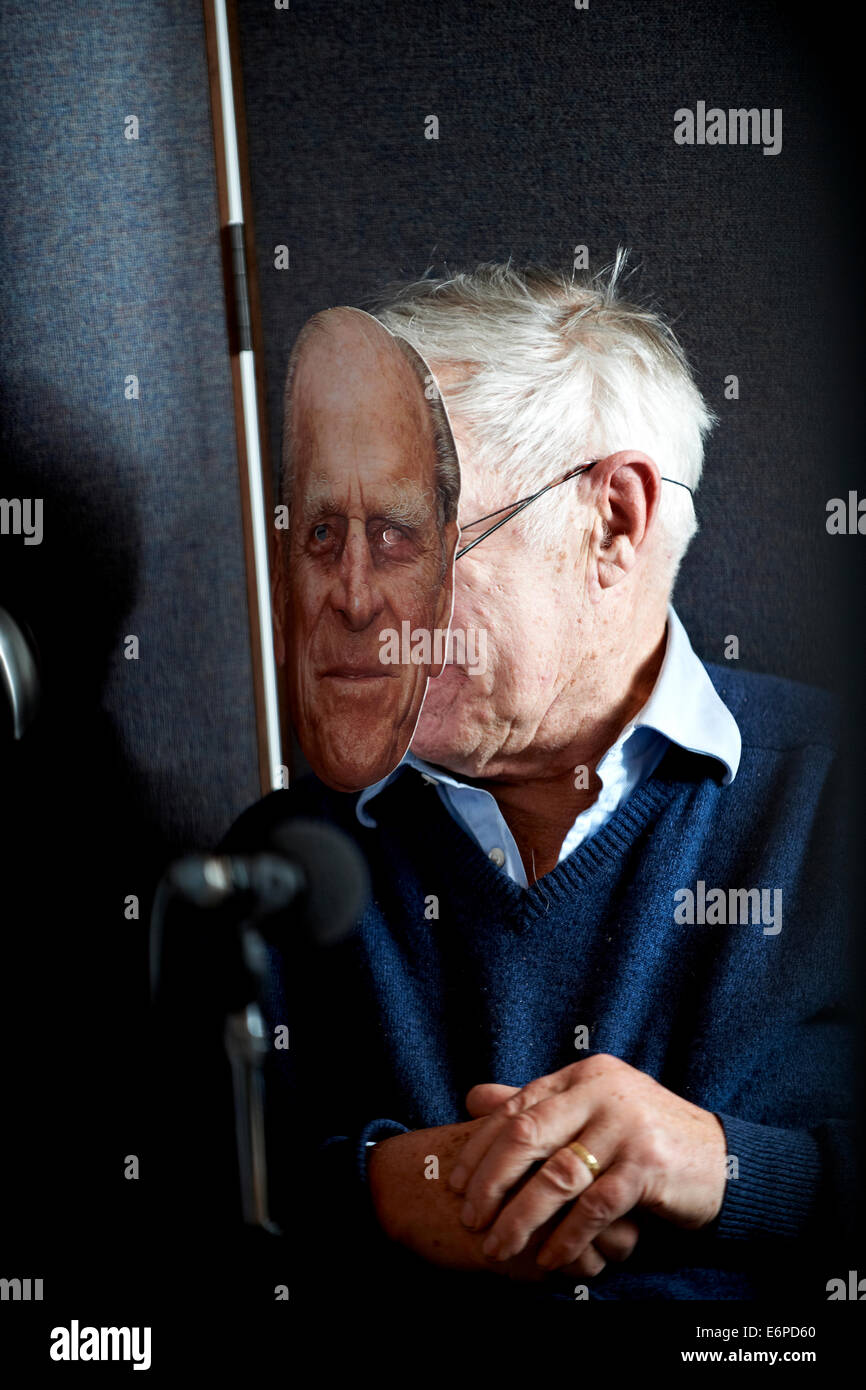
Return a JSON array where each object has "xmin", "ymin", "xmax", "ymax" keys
[
  {"xmin": 455, "ymin": 462, "xmax": 693, "ymax": 562},
  {"xmin": 455, "ymin": 462, "xmax": 599, "ymax": 561},
  {"xmin": 455, "ymin": 493, "xmax": 548, "ymax": 560}
]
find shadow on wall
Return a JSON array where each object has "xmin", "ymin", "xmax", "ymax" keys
[
  {"xmin": 0, "ymin": 383, "xmax": 171, "ymax": 889},
  {"xmin": 0, "ymin": 386, "xmax": 168, "ymax": 1250}
]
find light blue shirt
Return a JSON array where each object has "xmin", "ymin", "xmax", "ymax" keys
[{"xmin": 356, "ymin": 605, "xmax": 741, "ymax": 888}]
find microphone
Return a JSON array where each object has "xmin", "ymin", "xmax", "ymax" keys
[
  {"xmin": 0, "ymin": 604, "xmax": 41, "ymax": 741},
  {"xmin": 166, "ymin": 853, "xmax": 303, "ymax": 912},
  {"xmin": 150, "ymin": 816, "xmax": 370, "ymax": 1003},
  {"xmin": 160, "ymin": 816, "xmax": 370, "ymax": 946},
  {"xmin": 149, "ymin": 815, "xmax": 370, "ymax": 1235}
]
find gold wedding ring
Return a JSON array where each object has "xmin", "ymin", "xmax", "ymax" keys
[{"xmin": 567, "ymin": 1139, "xmax": 600, "ymax": 1180}]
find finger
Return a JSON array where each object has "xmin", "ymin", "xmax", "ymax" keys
[
  {"xmin": 560, "ymin": 1241, "xmax": 607, "ymax": 1281},
  {"xmin": 557, "ymin": 1219, "xmax": 640, "ymax": 1281},
  {"xmin": 449, "ymin": 1072, "xmax": 577, "ymax": 1195},
  {"xmin": 459, "ymin": 1090, "xmax": 600, "ymax": 1229},
  {"xmin": 593, "ymin": 1216, "xmax": 640, "ymax": 1264},
  {"xmin": 477, "ymin": 1129, "xmax": 605, "ymax": 1260},
  {"xmin": 465, "ymin": 1083, "xmax": 518, "ymax": 1119},
  {"xmin": 535, "ymin": 1161, "xmax": 644, "ymax": 1271}
]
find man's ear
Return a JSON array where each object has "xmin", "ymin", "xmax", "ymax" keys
[
  {"xmin": 430, "ymin": 520, "xmax": 459, "ymax": 678},
  {"xmin": 271, "ymin": 528, "xmax": 287, "ymax": 667},
  {"xmin": 586, "ymin": 451, "xmax": 661, "ymax": 605}
]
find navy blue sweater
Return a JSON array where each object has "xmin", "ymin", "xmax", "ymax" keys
[{"xmin": 223, "ymin": 664, "xmax": 857, "ymax": 1304}]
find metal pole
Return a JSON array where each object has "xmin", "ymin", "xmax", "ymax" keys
[{"xmin": 211, "ymin": 0, "xmax": 283, "ymax": 792}]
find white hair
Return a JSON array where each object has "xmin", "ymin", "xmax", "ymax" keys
[{"xmin": 366, "ymin": 251, "xmax": 717, "ymax": 581}]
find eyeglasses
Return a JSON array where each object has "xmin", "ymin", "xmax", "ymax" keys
[{"xmin": 455, "ymin": 460, "xmax": 694, "ymax": 560}]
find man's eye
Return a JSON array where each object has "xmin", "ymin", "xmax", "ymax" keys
[
  {"xmin": 313, "ymin": 523, "xmax": 330, "ymax": 543},
  {"xmin": 381, "ymin": 525, "xmax": 405, "ymax": 547}
]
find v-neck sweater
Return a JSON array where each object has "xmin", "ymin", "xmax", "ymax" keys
[{"xmin": 222, "ymin": 663, "xmax": 856, "ymax": 1302}]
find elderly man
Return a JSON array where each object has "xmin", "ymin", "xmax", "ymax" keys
[
  {"xmin": 273, "ymin": 306, "xmax": 460, "ymax": 792},
  {"xmin": 230, "ymin": 257, "xmax": 854, "ymax": 1304}
]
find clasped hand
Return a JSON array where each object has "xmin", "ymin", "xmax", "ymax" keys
[{"xmin": 369, "ymin": 1055, "xmax": 727, "ymax": 1281}]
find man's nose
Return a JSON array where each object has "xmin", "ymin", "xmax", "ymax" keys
[{"xmin": 331, "ymin": 525, "xmax": 386, "ymax": 631}]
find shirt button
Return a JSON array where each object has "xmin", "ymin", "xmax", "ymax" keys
[{"xmin": 488, "ymin": 847, "xmax": 506, "ymax": 867}]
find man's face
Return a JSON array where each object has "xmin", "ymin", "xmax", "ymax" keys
[
  {"xmin": 410, "ymin": 397, "xmax": 592, "ymax": 783},
  {"xmin": 285, "ymin": 312, "xmax": 457, "ymax": 792}
]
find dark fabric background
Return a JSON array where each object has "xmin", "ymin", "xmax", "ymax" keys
[
  {"xmin": 0, "ymin": 0, "xmax": 261, "ymax": 1321},
  {"xmin": 1, "ymin": 0, "xmax": 260, "ymax": 855},
  {"xmin": 0, "ymin": 0, "xmax": 862, "ymax": 1357},
  {"xmin": 237, "ymin": 0, "xmax": 861, "ymax": 690}
]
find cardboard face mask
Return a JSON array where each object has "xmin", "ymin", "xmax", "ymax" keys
[{"xmin": 278, "ymin": 307, "xmax": 461, "ymax": 793}]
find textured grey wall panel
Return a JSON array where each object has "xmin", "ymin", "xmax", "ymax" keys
[
  {"xmin": 1, "ymin": 1, "xmax": 260, "ymax": 851},
  {"xmin": 236, "ymin": 0, "xmax": 857, "ymax": 690}
]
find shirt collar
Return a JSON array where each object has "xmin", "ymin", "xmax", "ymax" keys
[
  {"xmin": 356, "ymin": 604, "xmax": 740, "ymax": 826},
  {"xmin": 626, "ymin": 604, "xmax": 740, "ymax": 783}
]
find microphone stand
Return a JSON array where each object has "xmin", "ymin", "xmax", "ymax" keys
[
  {"xmin": 150, "ymin": 875, "xmax": 286, "ymax": 1238},
  {"xmin": 150, "ymin": 821, "xmax": 368, "ymax": 1244},
  {"xmin": 223, "ymin": 924, "xmax": 281, "ymax": 1235}
]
